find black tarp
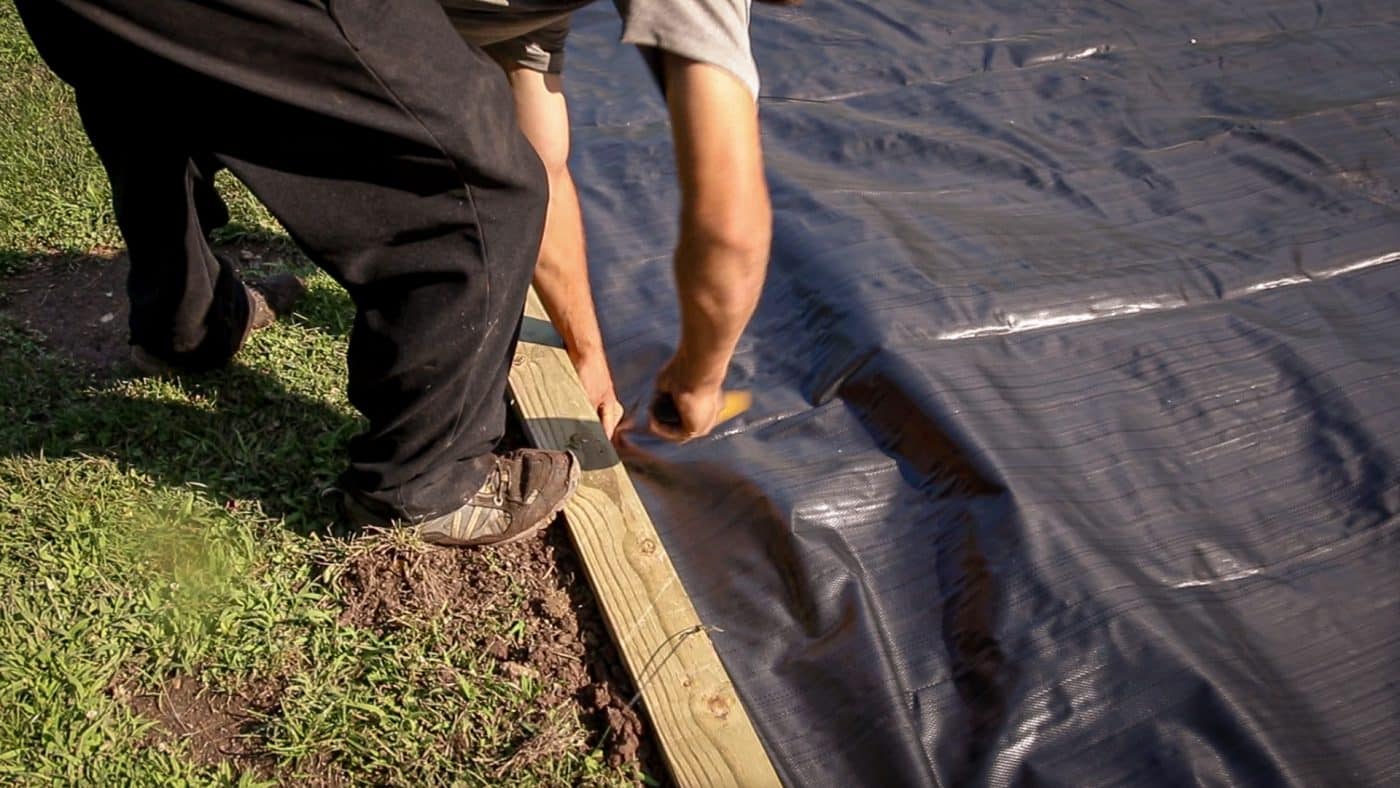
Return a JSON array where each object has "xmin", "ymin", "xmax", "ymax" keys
[{"xmin": 560, "ymin": 2, "xmax": 1400, "ymax": 784}]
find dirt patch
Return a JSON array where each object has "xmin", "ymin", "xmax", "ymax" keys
[
  {"xmin": 116, "ymin": 673, "xmax": 281, "ymax": 776},
  {"xmin": 335, "ymin": 523, "xmax": 659, "ymax": 777},
  {"xmin": 0, "ymin": 244, "xmax": 294, "ymax": 373},
  {"xmin": 0, "ymin": 251, "xmax": 129, "ymax": 370}
]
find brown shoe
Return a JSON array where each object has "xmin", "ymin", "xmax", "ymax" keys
[
  {"xmin": 130, "ymin": 273, "xmax": 306, "ymax": 374},
  {"xmin": 339, "ymin": 449, "xmax": 581, "ymax": 547},
  {"xmin": 245, "ymin": 273, "xmax": 307, "ymax": 332}
]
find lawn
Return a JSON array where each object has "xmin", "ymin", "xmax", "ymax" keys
[{"xmin": 0, "ymin": 6, "xmax": 650, "ymax": 785}]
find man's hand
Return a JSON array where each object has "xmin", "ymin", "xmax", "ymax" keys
[
  {"xmin": 574, "ymin": 349, "xmax": 624, "ymax": 438},
  {"xmin": 648, "ymin": 353, "xmax": 726, "ymax": 442}
]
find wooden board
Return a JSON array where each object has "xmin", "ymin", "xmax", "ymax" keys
[{"xmin": 508, "ymin": 288, "xmax": 780, "ymax": 788}]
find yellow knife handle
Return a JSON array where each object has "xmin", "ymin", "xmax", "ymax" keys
[{"xmin": 651, "ymin": 390, "xmax": 753, "ymax": 430}]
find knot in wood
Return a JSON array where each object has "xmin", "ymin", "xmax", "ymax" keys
[{"xmin": 707, "ymin": 694, "xmax": 731, "ymax": 720}]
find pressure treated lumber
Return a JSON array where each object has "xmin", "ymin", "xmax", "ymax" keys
[{"xmin": 508, "ymin": 288, "xmax": 780, "ymax": 788}]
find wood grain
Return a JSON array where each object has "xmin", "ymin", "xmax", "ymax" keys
[{"xmin": 508, "ymin": 288, "xmax": 780, "ymax": 787}]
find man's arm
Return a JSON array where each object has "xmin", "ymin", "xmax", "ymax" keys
[
  {"xmin": 503, "ymin": 65, "xmax": 624, "ymax": 438},
  {"xmin": 649, "ymin": 53, "xmax": 771, "ymax": 441}
]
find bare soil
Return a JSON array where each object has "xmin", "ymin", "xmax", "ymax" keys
[
  {"xmin": 336, "ymin": 524, "xmax": 653, "ymax": 771},
  {"xmin": 115, "ymin": 673, "xmax": 282, "ymax": 777},
  {"xmin": 0, "ymin": 243, "xmax": 289, "ymax": 373},
  {"xmin": 1, "ymin": 250, "xmax": 130, "ymax": 370}
]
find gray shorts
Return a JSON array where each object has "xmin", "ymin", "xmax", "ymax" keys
[
  {"xmin": 481, "ymin": 15, "xmax": 569, "ymax": 73},
  {"xmin": 445, "ymin": 10, "xmax": 575, "ymax": 75},
  {"xmin": 442, "ymin": 0, "xmax": 759, "ymax": 98}
]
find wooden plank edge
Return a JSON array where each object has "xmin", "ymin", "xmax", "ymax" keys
[{"xmin": 507, "ymin": 287, "xmax": 781, "ymax": 788}]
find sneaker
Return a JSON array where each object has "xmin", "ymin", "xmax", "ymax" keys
[
  {"xmin": 339, "ymin": 448, "xmax": 581, "ymax": 547},
  {"xmin": 130, "ymin": 273, "xmax": 306, "ymax": 374}
]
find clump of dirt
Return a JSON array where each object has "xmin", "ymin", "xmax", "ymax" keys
[
  {"xmin": 334, "ymin": 523, "xmax": 660, "ymax": 775},
  {"xmin": 115, "ymin": 672, "xmax": 281, "ymax": 776}
]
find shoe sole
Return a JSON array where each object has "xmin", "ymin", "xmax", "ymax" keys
[{"xmin": 427, "ymin": 452, "xmax": 582, "ymax": 548}]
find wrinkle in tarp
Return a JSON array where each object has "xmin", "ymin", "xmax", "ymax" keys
[{"xmin": 562, "ymin": 2, "xmax": 1400, "ymax": 785}]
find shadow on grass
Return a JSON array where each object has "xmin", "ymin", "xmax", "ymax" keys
[
  {"xmin": 0, "ymin": 249, "xmax": 618, "ymax": 534},
  {"xmin": 0, "ymin": 250, "xmax": 358, "ymax": 535},
  {"xmin": 1, "ymin": 346, "xmax": 360, "ymax": 536}
]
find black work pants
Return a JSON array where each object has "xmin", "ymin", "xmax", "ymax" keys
[{"xmin": 15, "ymin": 0, "xmax": 547, "ymax": 520}]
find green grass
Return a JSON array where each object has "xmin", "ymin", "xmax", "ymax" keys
[
  {"xmin": 0, "ymin": 286, "xmax": 636, "ymax": 786},
  {"xmin": 0, "ymin": 9, "xmax": 642, "ymax": 784},
  {"xmin": 0, "ymin": 5, "xmax": 280, "ymax": 275}
]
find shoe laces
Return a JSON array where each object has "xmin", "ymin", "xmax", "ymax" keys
[{"xmin": 485, "ymin": 462, "xmax": 510, "ymax": 507}]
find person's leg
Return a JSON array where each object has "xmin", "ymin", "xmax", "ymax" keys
[
  {"xmin": 75, "ymin": 91, "xmax": 251, "ymax": 370},
  {"xmin": 200, "ymin": 1, "xmax": 549, "ymax": 520},
  {"xmin": 15, "ymin": 0, "xmax": 253, "ymax": 370},
  {"xmin": 16, "ymin": 0, "xmax": 552, "ymax": 521}
]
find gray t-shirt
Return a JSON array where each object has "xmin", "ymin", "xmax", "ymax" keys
[{"xmin": 440, "ymin": 0, "xmax": 759, "ymax": 99}]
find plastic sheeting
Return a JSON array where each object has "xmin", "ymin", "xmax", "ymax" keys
[{"xmin": 561, "ymin": 2, "xmax": 1400, "ymax": 785}]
